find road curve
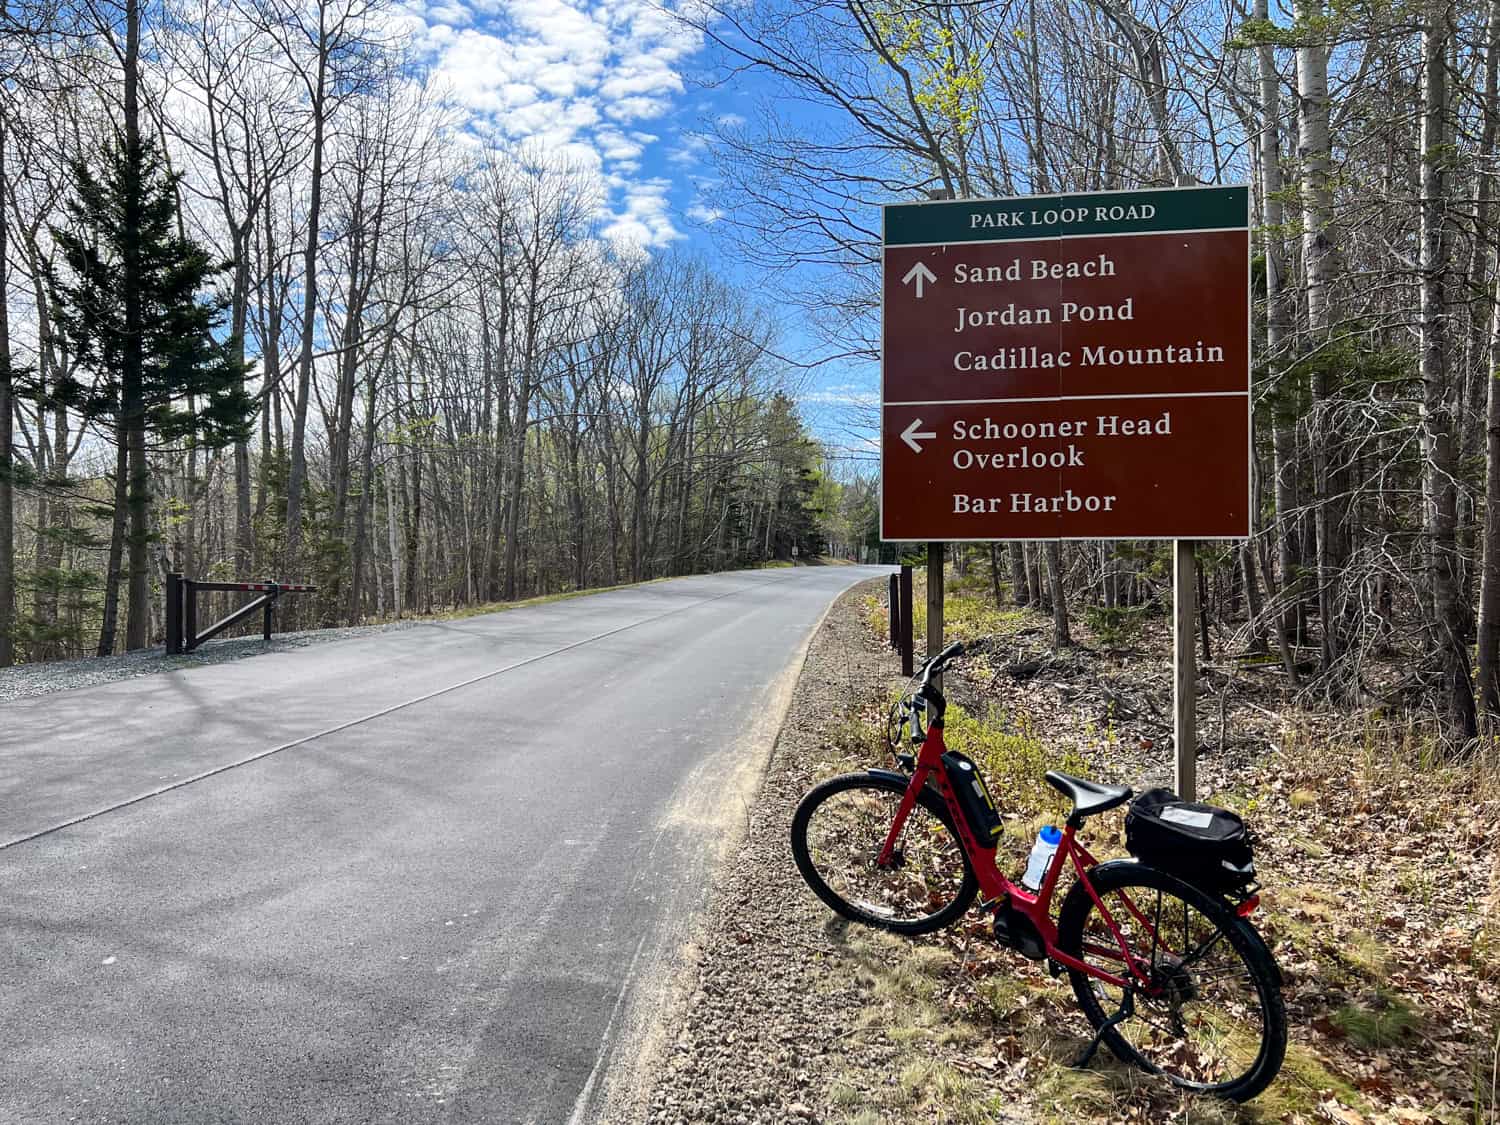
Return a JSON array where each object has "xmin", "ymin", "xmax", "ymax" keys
[{"xmin": 0, "ymin": 565, "xmax": 888, "ymax": 1124}]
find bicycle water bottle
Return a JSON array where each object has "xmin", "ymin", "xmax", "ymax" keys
[{"xmin": 1020, "ymin": 825, "xmax": 1062, "ymax": 891}]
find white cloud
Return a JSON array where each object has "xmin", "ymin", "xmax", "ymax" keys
[
  {"xmin": 406, "ymin": 0, "xmax": 705, "ymax": 250},
  {"xmin": 686, "ymin": 203, "xmax": 722, "ymax": 225},
  {"xmin": 800, "ymin": 384, "xmax": 880, "ymax": 406},
  {"xmin": 668, "ymin": 133, "xmax": 709, "ymax": 164},
  {"xmin": 602, "ymin": 179, "xmax": 682, "ymax": 249}
]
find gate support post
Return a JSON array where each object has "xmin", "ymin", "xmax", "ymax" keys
[{"xmin": 165, "ymin": 573, "xmax": 183, "ymax": 655}]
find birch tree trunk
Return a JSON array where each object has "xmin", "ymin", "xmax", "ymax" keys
[
  {"xmin": 1295, "ymin": 0, "xmax": 1339, "ymax": 676},
  {"xmin": 1255, "ymin": 0, "xmax": 1300, "ymax": 683}
]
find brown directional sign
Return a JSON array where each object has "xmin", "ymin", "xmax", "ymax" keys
[{"xmin": 880, "ymin": 186, "xmax": 1250, "ymax": 541}]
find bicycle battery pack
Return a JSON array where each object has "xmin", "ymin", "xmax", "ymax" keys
[
  {"xmin": 940, "ymin": 751, "xmax": 1003, "ymax": 847},
  {"xmin": 1124, "ymin": 787, "xmax": 1255, "ymax": 892}
]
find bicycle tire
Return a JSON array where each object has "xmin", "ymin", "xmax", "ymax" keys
[
  {"xmin": 1056, "ymin": 860, "xmax": 1286, "ymax": 1102},
  {"xmin": 790, "ymin": 772, "xmax": 978, "ymax": 935}
]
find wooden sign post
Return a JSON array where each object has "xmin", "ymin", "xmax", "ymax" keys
[
  {"xmin": 878, "ymin": 185, "xmax": 1251, "ymax": 800},
  {"xmin": 927, "ymin": 542, "xmax": 944, "ymax": 691},
  {"xmin": 1173, "ymin": 539, "xmax": 1198, "ymax": 799}
]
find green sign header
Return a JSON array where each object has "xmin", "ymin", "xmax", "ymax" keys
[{"xmin": 883, "ymin": 185, "xmax": 1248, "ymax": 246}]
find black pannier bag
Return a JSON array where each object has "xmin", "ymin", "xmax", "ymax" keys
[
  {"xmin": 1124, "ymin": 788, "xmax": 1256, "ymax": 892},
  {"xmin": 940, "ymin": 751, "xmax": 1004, "ymax": 847}
]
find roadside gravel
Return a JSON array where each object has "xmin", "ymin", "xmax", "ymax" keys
[
  {"xmin": 641, "ymin": 579, "xmax": 917, "ymax": 1125},
  {"xmin": 0, "ymin": 621, "xmax": 423, "ymax": 703}
]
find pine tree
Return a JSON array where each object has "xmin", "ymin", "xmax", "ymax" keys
[{"xmin": 48, "ymin": 135, "xmax": 253, "ymax": 654}]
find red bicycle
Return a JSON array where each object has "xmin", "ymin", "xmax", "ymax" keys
[{"xmin": 790, "ymin": 643, "xmax": 1286, "ymax": 1102}]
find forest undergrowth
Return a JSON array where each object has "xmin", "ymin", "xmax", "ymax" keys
[{"xmin": 830, "ymin": 577, "xmax": 1500, "ymax": 1124}]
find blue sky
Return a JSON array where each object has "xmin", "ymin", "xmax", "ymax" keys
[{"xmin": 394, "ymin": 0, "xmax": 879, "ymax": 457}]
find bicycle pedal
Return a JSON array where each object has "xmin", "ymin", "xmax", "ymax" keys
[{"xmin": 1047, "ymin": 959, "xmax": 1062, "ymax": 979}]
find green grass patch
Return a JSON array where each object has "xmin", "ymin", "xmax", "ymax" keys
[
  {"xmin": 1331, "ymin": 990, "xmax": 1418, "ymax": 1048},
  {"xmin": 1246, "ymin": 1037, "xmax": 1370, "ymax": 1120}
]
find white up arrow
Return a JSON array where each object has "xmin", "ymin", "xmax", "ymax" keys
[
  {"xmin": 901, "ymin": 418, "xmax": 937, "ymax": 454},
  {"xmin": 901, "ymin": 260, "xmax": 937, "ymax": 299}
]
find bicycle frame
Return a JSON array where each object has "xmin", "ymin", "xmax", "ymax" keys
[{"xmin": 876, "ymin": 716, "xmax": 1162, "ymax": 992}]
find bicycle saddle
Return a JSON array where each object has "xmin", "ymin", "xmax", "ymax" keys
[{"xmin": 1045, "ymin": 771, "xmax": 1133, "ymax": 818}]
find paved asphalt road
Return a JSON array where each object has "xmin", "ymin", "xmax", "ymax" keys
[{"xmin": 0, "ymin": 565, "xmax": 887, "ymax": 1125}]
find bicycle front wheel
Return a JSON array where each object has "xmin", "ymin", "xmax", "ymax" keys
[
  {"xmin": 790, "ymin": 772, "xmax": 977, "ymax": 935},
  {"xmin": 1056, "ymin": 861, "xmax": 1286, "ymax": 1102}
]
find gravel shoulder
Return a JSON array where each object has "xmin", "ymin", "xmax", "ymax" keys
[{"xmin": 0, "ymin": 621, "xmax": 424, "ymax": 702}]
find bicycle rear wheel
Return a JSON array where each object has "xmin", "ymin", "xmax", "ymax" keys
[
  {"xmin": 1056, "ymin": 861, "xmax": 1286, "ymax": 1102},
  {"xmin": 790, "ymin": 772, "xmax": 977, "ymax": 935}
]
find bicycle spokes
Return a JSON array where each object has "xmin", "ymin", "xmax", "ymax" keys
[
  {"xmin": 1077, "ymin": 886, "xmax": 1269, "ymax": 1089},
  {"xmin": 802, "ymin": 785, "xmax": 967, "ymax": 924}
]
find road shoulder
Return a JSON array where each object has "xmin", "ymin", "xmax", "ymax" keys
[{"xmin": 625, "ymin": 578, "xmax": 922, "ymax": 1125}]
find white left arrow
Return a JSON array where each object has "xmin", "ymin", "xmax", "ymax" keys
[
  {"xmin": 901, "ymin": 418, "xmax": 937, "ymax": 453},
  {"xmin": 901, "ymin": 260, "xmax": 937, "ymax": 299}
]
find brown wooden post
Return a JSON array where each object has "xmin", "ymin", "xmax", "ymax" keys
[
  {"xmin": 1174, "ymin": 539, "xmax": 1198, "ymax": 800},
  {"xmin": 899, "ymin": 564, "xmax": 914, "ymax": 677},
  {"xmin": 165, "ymin": 572, "xmax": 182, "ymax": 655},
  {"xmin": 889, "ymin": 573, "xmax": 901, "ymax": 649},
  {"xmin": 928, "ymin": 542, "xmax": 945, "ymax": 691}
]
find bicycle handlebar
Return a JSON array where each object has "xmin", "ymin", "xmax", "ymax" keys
[{"xmin": 920, "ymin": 641, "xmax": 964, "ymax": 683}]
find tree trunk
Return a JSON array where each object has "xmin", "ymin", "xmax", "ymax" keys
[
  {"xmin": 1296, "ymin": 0, "xmax": 1341, "ymax": 676},
  {"xmin": 122, "ymin": 0, "xmax": 150, "ymax": 652},
  {"xmin": 284, "ymin": 21, "xmax": 330, "ymax": 579},
  {"xmin": 1045, "ymin": 540, "xmax": 1070, "ymax": 647},
  {"xmin": 347, "ymin": 373, "xmax": 380, "ymax": 625},
  {"xmin": 1478, "ymin": 295, "xmax": 1500, "ymax": 715},
  {"xmin": 1255, "ymin": 0, "xmax": 1301, "ymax": 681},
  {"xmin": 0, "ymin": 118, "xmax": 13, "ymax": 668},
  {"xmin": 1474, "ymin": 0, "xmax": 1500, "ymax": 715},
  {"xmin": 1009, "ymin": 542, "xmax": 1028, "ymax": 605},
  {"xmin": 98, "ymin": 438, "xmax": 129, "ymax": 656},
  {"xmin": 1419, "ymin": 2, "xmax": 1476, "ymax": 739}
]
